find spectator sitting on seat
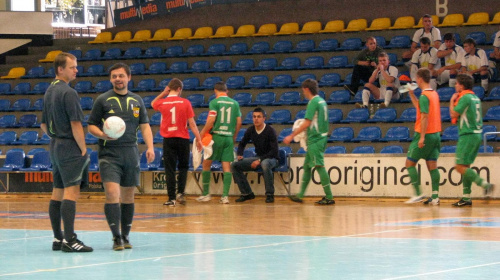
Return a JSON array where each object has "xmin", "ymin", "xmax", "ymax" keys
[
  {"xmin": 458, "ymin": 38, "xmax": 491, "ymax": 92},
  {"xmin": 410, "ymin": 37, "xmax": 440, "ymax": 90},
  {"xmin": 490, "ymin": 26, "xmax": 499, "ymax": 63},
  {"xmin": 435, "ymin": 33, "xmax": 464, "ymax": 88},
  {"xmin": 344, "ymin": 37, "xmax": 383, "ymax": 96},
  {"xmin": 402, "ymin": 14, "xmax": 441, "ymax": 61},
  {"xmin": 355, "ymin": 52, "xmax": 400, "ymax": 109}
]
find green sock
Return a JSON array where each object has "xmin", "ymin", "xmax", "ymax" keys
[
  {"xmin": 462, "ymin": 170, "xmax": 473, "ymax": 200},
  {"xmin": 297, "ymin": 167, "xmax": 311, "ymax": 198},
  {"xmin": 317, "ymin": 167, "xmax": 333, "ymax": 199},
  {"xmin": 430, "ymin": 169, "xmax": 440, "ymax": 199},
  {"xmin": 202, "ymin": 171, "xmax": 211, "ymax": 196},
  {"xmin": 222, "ymin": 172, "xmax": 232, "ymax": 197},
  {"xmin": 407, "ymin": 166, "xmax": 421, "ymax": 196},
  {"xmin": 465, "ymin": 168, "xmax": 487, "ymax": 188}
]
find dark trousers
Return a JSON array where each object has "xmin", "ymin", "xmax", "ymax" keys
[
  {"xmin": 349, "ymin": 65, "xmax": 374, "ymax": 91},
  {"xmin": 162, "ymin": 137, "xmax": 190, "ymax": 200}
]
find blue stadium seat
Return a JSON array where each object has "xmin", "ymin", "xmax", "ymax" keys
[
  {"xmin": 243, "ymin": 75, "xmax": 269, "ymax": 88},
  {"xmin": 273, "ymin": 91, "xmax": 300, "ymax": 105},
  {"xmin": 235, "ymin": 128, "xmax": 247, "ymax": 142},
  {"xmin": 465, "ymin": 31, "xmax": 487, "ymax": 45},
  {"xmin": 350, "ymin": 126, "xmax": 382, "ymax": 142},
  {"xmin": 167, "ymin": 61, "xmax": 188, "ymax": 73},
  {"xmin": 301, "ymin": 91, "xmax": 326, "ymax": 104},
  {"xmin": 472, "ymin": 86, "xmax": 485, "ymax": 100},
  {"xmin": 0, "ymin": 115, "xmax": 16, "ymax": 128},
  {"xmin": 340, "ymin": 108, "xmax": 370, "ymax": 123},
  {"xmin": 0, "ymin": 99, "xmax": 10, "ymax": 111},
  {"xmin": 277, "ymin": 128, "xmax": 293, "ymax": 142},
  {"xmin": 183, "ymin": 77, "xmax": 200, "ymax": 90},
  {"xmin": 14, "ymin": 114, "xmax": 38, "ymax": 128},
  {"xmin": 161, "ymin": 45, "xmax": 183, "ymax": 57},
  {"xmin": 250, "ymin": 92, "xmax": 276, "ymax": 106},
  {"xmin": 441, "ymin": 106, "xmax": 451, "ymax": 122},
  {"xmin": 242, "ymin": 111, "xmax": 254, "ymax": 125},
  {"xmin": 245, "ymin": 41, "xmax": 270, "ymax": 54},
  {"xmin": 339, "ymin": 73, "xmax": 352, "ymax": 86},
  {"xmin": 482, "ymin": 125, "xmax": 497, "ymax": 141},
  {"xmin": 180, "ymin": 44, "xmax": 204, "ymax": 57},
  {"xmin": 379, "ymin": 126, "xmax": 410, "ymax": 142},
  {"xmin": 28, "ymin": 82, "xmax": 50, "ymax": 94},
  {"xmin": 196, "ymin": 111, "xmax": 209, "ymax": 125},
  {"xmin": 440, "ymin": 145, "xmax": 456, "ymax": 153},
  {"xmin": 313, "ymin": 38, "xmax": 338, "ymax": 52},
  {"xmin": 39, "ymin": 67, "xmax": 55, "ymax": 78},
  {"xmin": 131, "ymin": 78, "xmax": 156, "ymax": 92},
  {"xmin": 9, "ymin": 98, "xmax": 31, "ymax": 111},
  {"xmin": 337, "ymin": 38, "xmax": 363, "ymax": 51},
  {"xmin": 120, "ymin": 47, "xmax": 142, "ymax": 59},
  {"xmin": 80, "ymin": 97, "xmax": 93, "ymax": 110},
  {"xmin": 441, "ymin": 125, "xmax": 458, "ymax": 141},
  {"xmin": 394, "ymin": 107, "xmax": 416, "ymax": 122},
  {"xmin": 205, "ymin": 94, "xmax": 217, "ymax": 106},
  {"xmin": 153, "ymin": 131, "xmax": 163, "ymax": 143},
  {"xmin": 276, "ymin": 57, "xmax": 301, "ymax": 70},
  {"xmin": 82, "ymin": 114, "xmax": 90, "ymax": 127},
  {"xmin": 253, "ymin": 58, "xmax": 278, "ymax": 71},
  {"xmin": 352, "ymin": 146, "xmax": 375, "ymax": 154},
  {"xmin": 226, "ymin": 76, "xmax": 245, "ymax": 89},
  {"xmin": 268, "ymin": 40, "xmax": 293, "ymax": 53},
  {"xmin": 0, "ymin": 83, "xmax": 11, "ymax": 94},
  {"xmin": 9, "ymin": 82, "xmax": 31, "ymax": 95},
  {"xmin": 294, "ymin": 109, "xmax": 306, "ymax": 121},
  {"xmin": 0, "ymin": 131, "xmax": 17, "ymax": 145},
  {"xmin": 267, "ymin": 109, "xmax": 292, "ymax": 124},
  {"xmin": 136, "ymin": 130, "xmax": 144, "ymax": 144},
  {"xmin": 291, "ymin": 39, "xmax": 315, "ymax": 52},
  {"xmin": 328, "ymin": 90, "xmax": 351, "ymax": 104},
  {"xmin": 139, "ymin": 46, "xmax": 162, "ymax": 58},
  {"xmin": 296, "ymin": 147, "xmax": 307, "ymax": 154},
  {"xmin": 129, "ymin": 63, "xmax": 145, "ymax": 75},
  {"xmin": 145, "ymin": 62, "xmax": 168, "ymax": 75},
  {"xmin": 142, "ymin": 95, "xmax": 155, "ymax": 109},
  {"xmin": 67, "ymin": 49, "xmax": 82, "ymax": 59},
  {"xmin": 385, "ymin": 35, "xmax": 411, "ymax": 48},
  {"xmin": 140, "ymin": 148, "xmax": 163, "ymax": 171},
  {"xmin": 291, "ymin": 74, "xmax": 316, "ymax": 87},
  {"xmin": 0, "ymin": 150, "xmax": 25, "ymax": 171},
  {"xmin": 198, "ymin": 76, "xmax": 223, "ymax": 90},
  {"xmin": 100, "ymin": 47, "xmax": 122, "ymax": 60},
  {"xmin": 231, "ymin": 59, "xmax": 255, "ymax": 72},
  {"xmin": 328, "ymin": 127, "xmax": 354, "ymax": 142},
  {"xmin": 153, "ymin": 78, "xmax": 172, "ymax": 91},
  {"xmin": 203, "ymin": 43, "xmax": 226, "ymax": 56},
  {"xmin": 374, "ymin": 36, "xmax": 387, "ymax": 48},
  {"xmin": 12, "ymin": 130, "xmax": 38, "ymax": 145},
  {"xmin": 437, "ymin": 87, "xmax": 455, "ymax": 101},
  {"xmin": 88, "ymin": 151, "xmax": 99, "ymax": 171},
  {"xmin": 367, "ymin": 108, "xmax": 397, "ymax": 123},
  {"xmin": 208, "ymin": 60, "xmax": 232, "ymax": 72},
  {"xmin": 478, "ymin": 145, "xmax": 494, "ymax": 153},
  {"xmin": 318, "ymin": 73, "xmax": 341, "ymax": 87},
  {"xmin": 90, "ymin": 80, "xmax": 112, "ymax": 93},
  {"xmin": 188, "ymin": 130, "xmax": 195, "ymax": 141},
  {"xmin": 35, "ymin": 133, "xmax": 51, "ymax": 145},
  {"xmin": 223, "ymin": 42, "xmax": 248, "ymax": 55},
  {"xmin": 266, "ymin": 74, "xmax": 293, "ymax": 88},
  {"xmin": 80, "ymin": 48, "xmax": 101, "ymax": 61},
  {"xmin": 233, "ymin": 92, "xmax": 252, "ymax": 106},
  {"xmin": 85, "ymin": 132, "xmax": 98, "ymax": 145},
  {"xmin": 27, "ymin": 148, "xmax": 46, "ymax": 156},
  {"xmin": 387, "ymin": 52, "xmax": 404, "ymax": 66},
  {"xmin": 186, "ymin": 94, "xmax": 205, "ymax": 108},
  {"xmin": 325, "ymin": 146, "xmax": 347, "ymax": 154},
  {"xmin": 328, "ymin": 109, "xmax": 343, "ymax": 123},
  {"xmin": 74, "ymin": 81, "xmax": 93, "ymax": 93},
  {"xmin": 298, "ymin": 56, "xmax": 324, "ymax": 69},
  {"xmin": 190, "ymin": 60, "xmax": 210, "ymax": 73},
  {"xmin": 324, "ymin": 55, "xmax": 349, "ymax": 68},
  {"xmin": 380, "ymin": 145, "xmax": 404, "ymax": 154},
  {"xmin": 21, "ymin": 66, "xmax": 44, "ymax": 79}
]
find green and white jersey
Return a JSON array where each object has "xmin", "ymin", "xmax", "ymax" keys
[
  {"xmin": 454, "ymin": 93, "xmax": 483, "ymax": 135},
  {"xmin": 208, "ymin": 95, "xmax": 241, "ymax": 137},
  {"xmin": 304, "ymin": 95, "xmax": 329, "ymax": 144}
]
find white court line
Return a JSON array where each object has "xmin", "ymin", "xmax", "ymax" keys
[
  {"xmin": 0, "ymin": 226, "xmax": 433, "ymax": 277},
  {"xmin": 381, "ymin": 262, "xmax": 500, "ymax": 280}
]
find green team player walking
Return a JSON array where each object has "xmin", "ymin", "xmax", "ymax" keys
[
  {"xmin": 283, "ymin": 79, "xmax": 334, "ymax": 205},
  {"xmin": 449, "ymin": 74, "xmax": 495, "ymax": 207}
]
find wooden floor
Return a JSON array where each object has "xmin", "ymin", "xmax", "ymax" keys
[{"xmin": 1, "ymin": 194, "xmax": 499, "ymax": 279}]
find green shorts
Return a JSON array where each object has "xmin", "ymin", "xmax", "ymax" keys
[
  {"xmin": 304, "ymin": 138, "xmax": 327, "ymax": 168},
  {"xmin": 407, "ymin": 132, "xmax": 441, "ymax": 162},
  {"xmin": 209, "ymin": 134, "xmax": 235, "ymax": 162},
  {"xmin": 456, "ymin": 133, "xmax": 481, "ymax": 165}
]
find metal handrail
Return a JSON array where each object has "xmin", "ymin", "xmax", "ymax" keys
[{"xmin": 483, "ymin": 132, "xmax": 500, "ymax": 153}]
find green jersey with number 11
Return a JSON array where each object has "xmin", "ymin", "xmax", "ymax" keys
[{"xmin": 208, "ymin": 95, "xmax": 241, "ymax": 137}]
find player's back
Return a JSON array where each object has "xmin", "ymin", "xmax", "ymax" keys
[{"xmin": 209, "ymin": 95, "xmax": 241, "ymax": 137}]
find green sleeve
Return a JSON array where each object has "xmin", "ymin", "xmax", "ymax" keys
[{"xmin": 419, "ymin": 95, "xmax": 429, "ymax": 114}]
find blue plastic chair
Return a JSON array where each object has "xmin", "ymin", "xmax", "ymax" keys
[
  {"xmin": 313, "ymin": 38, "xmax": 338, "ymax": 52},
  {"xmin": 478, "ymin": 145, "xmax": 494, "ymax": 153},
  {"xmin": 0, "ymin": 150, "xmax": 25, "ymax": 171},
  {"xmin": 88, "ymin": 151, "xmax": 99, "ymax": 171},
  {"xmin": 9, "ymin": 99, "xmax": 31, "ymax": 111},
  {"xmin": 0, "ymin": 100, "xmax": 10, "ymax": 111},
  {"xmin": 374, "ymin": 36, "xmax": 387, "ymax": 48},
  {"xmin": 379, "ymin": 126, "xmax": 410, "ymax": 142},
  {"xmin": 132, "ymin": 79, "xmax": 156, "ymax": 92},
  {"xmin": 142, "ymin": 95, "xmax": 155, "ymax": 109},
  {"xmin": 482, "ymin": 125, "xmax": 497, "ymax": 141},
  {"xmin": 340, "ymin": 108, "xmax": 370, "ymax": 123},
  {"xmin": 231, "ymin": 59, "xmax": 255, "ymax": 72},
  {"xmin": 242, "ymin": 111, "xmax": 254, "ymax": 125},
  {"xmin": 253, "ymin": 58, "xmax": 278, "ymax": 71},
  {"xmin": 12, "ymin": 130, "xmax": 39, "ymax": 145},
  {"xmin": 29, "ymin": 98, "xmax": 43, "ymax": 111},
  {"xmin": 21, "ymin": 66, "xmax": 44, "ymax": 79},
  {"xmin": 186, "ymin": 94, "xmax": 205, "ymax": 108},
  {"xmin": 318, "ymin": 73, "xmax": 341, "ymax": 87},
  {"xmin": 0, "ymin": 131, "xmax": 17, "ymax": 145},
  {"xmin": 204, "ymin": 44, "xmax": 226, "ymax": 56},
  {"xmin": 162, "ymin": 45, "xmax": 183, "ymax": 57},
  {"xmin": 291, "ymin": 39, "xmax": 315, "ymax": 52},
  {"xmin": 350, "ymin": 126, "xmax": 382, "ymax": 142},
  {"xmin": 233, "ymin": 92, "xmax": 252, "ymax": 106},
  {"xmin": 223, "ymin": 43, "xmax": 248, "ymax": 55},
  {"xmin": 190, "ymin": 61, "xmax": 210, "ymax": 73},
  {"xmin": 139, "ymin": 46, "xmax": 162, "ymax": 58},
  {"xmin": 35, "ymin": 133, "xmax": 51, "ymax": 145},
  {"xmin": 196, "ymin": 111, "xmax": 209, "ymax": 125},
  {"xmin": 153, "ymin": 78, "xmax": 172, "ymax": 91},
  {"xmin": 328, "ymin": 127, "xmax": 354, "ymax": 142},
  {"xmin": 80, "ymin": 97, "xmax": 93, "ymax": 110},
  {"xmin": 276, "ymin": 57, "xmax": 301, "ymax": 70},
  {"xmin": 337, "ymin": 38, "xmax": 363, "ymax": 51},
  {"xmin": 226, "ymin": 76, "xmax": 245, "ymax": 89},
  {"xmin": 266, "ymin": 74, "xmax": 293, "ymax": 88},
  {"xmin": 85, "ymin": 132, "xmax": 98, "ymax": 145},
  {"xmin": 291, "ymin": 74, "xmax": 316, "ymax": 87},
  {"xmin": 121, "ymin": 47, "xmax": 142, "ymax": 59},
  {"xmin": 145, "ymin": 62, "xmax": 168, "ymax": 75},
  {"xmin": 243, "ymin": 75, "xmax": 268, "ymax": 89},
  {"xmin": 180, "ymin": 44, "xmax": 204, "ymax": 57},
  {"xmin": 352, "ymin": 146, "xmax": 375, "ymax": 154},
  {"xmin": 441, "ymin": 106, "xmax": 451, "ymax": 122},
  {"xmin": 27, "ymin": 148, "xmax": 46, "ymax": 156},
  {"xmin": 394, "ymin": 107, "xmax": 416, "ymax": 122},
  {"xmin": 437, "ymin": 87, "xmax": 455, "ymax": 101},
  {"xmin": 10, "ymin": 82, "xmax": 31, "ymax": 95},
  {"xmin": 0, "ymin": 83, "xmax": 11, "ymax": 94},
  {"xmin": 328, "ymin": 90, "xmax": 350, "ymax": 104},
  {"xmin": 140, "ymin": 148, "xmax": 163, "ymax": 171},
  {"xmin": 209, "ymin": 60, "xmax": 232, "ymax": 72},
  {"xmin": 277, "ymin": 128, "xmax": 293, "ymax": 142},
  {"xmin": 324, "ymin": 55, "xmax": 349, "ymax": 68},
  {"xmin": 90, "ymin": 80, "xmax": 112, "ymax": 93},
  {"xmin": 328, "ymin": 109, "xmax": 343, "ymax": 123},
  {"xmin": 441, "ymin": 125, "xmax": 458, "ymax": 141},
  {"xmin": 325, "ymin": 146, "xmax": 347, "ymax": 154},
  {"xmin": 386, "ymin": 35, "xmax": 411, "ymax": 48},
  {"xmin": 465, "ymin": 31, "xmax": 487, "ymax": 45},
  {"xmin": 28, "ymin": 82, "xmax": 50, "ymax": 94},
  {"xmin": 183, "ymin": 77, "xmax": 200, "ymax": 90},
  {"xmin": 198, "ymin": 76, "xmax": 223, "ymax": 90},
  {"xmin": 235, "ymin": 128, "xmax": 247, "ymax": 142},
  {"xmin": 153, "ymin": 131, "xmax": 163, "ymax": 143},
  {"xmin": 250, "ymin": 92, "xmax": 276, "ymax": 106},
  {"xmin": 67, "ymin": 49, "xmax": 82, "ymax": 59},
  {"xmin": 440, "ymin": 145, "xmax": 456, "ymax": 153},
  {"xmin": 129, "ymin": 63, "xmax": 146, "ymax": 75},
  {"xmin": 299, "ymin": 56, "xmax": 324, "ymax": 69},
  {"xmin": 80, "ymin": 48, "xmax": 101, "ymax": 61},
  {"xmin": 0, "ymin": 115, "xmax": 16, "ymax": 128},
  {"xmin": 274, "ymin": 91, "xmax": 300, "ymax": 105},
  {"xmin": 74, "ymin": 81, "xmax": 93, "ymax": 93},
  {"xmin": 268, "ymin": 40, "xmax": 293, "ymax": 53},
  {"xmin": 245, "ymin": 41, "xmax": 270, "ymax": 54},
  {"xmin": 387, "ymin": 53, "xmax": 404, "ymax": 66},
  {"xmin": 15, "ymin": 114, "xmax": 38, "ymax": 128},
  {"xmin": 367, "ymin": 108, "xmax": 397, "ymax": 123},
  {"xmin": 380, "ymin": 145, "xmax": 404, "ymax": 154},
  {"xmin": 472, "ymin": 86, "xmax": 485, "ymax": 100},
  {"xmin": 167, "ymin": 62, "xmax": 188, "ymax": 74},
  {"xmin": 267, "ymin": 109, "xmax": 292, "ymax": 124},
  {"xmin": 100, "ymin": 48, "xmax": 122, "ymax": 60}
]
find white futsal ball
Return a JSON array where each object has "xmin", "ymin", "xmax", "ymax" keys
[{"xmin": 103, "ymin": 116, "xmax": 126, "ymax": 139}]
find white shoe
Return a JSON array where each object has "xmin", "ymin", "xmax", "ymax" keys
[
  {"xmin": 176, "ymin": 193, "xmax": 186, "ymax": 205},
  {"xmin": 423, "ymin": 197, "xmax": 440, "ymax": 205},
  {"xmin": 196, "ymin": 194, "xmax": 211, "ymax": 202},
  {"xmin": 404, "ymin": 195, "xmax": 426, "ymax": 204},
  {"xmin": 219, "ymin": 196, "xmax": 229, "ymax": 204}
]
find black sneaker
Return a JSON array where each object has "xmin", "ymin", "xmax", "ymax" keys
[
  {"xmin": 265, "ymin": 195, "xmax": 274, "ymax": 203},
  {"xmin": 315, "ymin": 197, "xmax": 335, "ymax": 205},
  {"xmin": 452, "ymin": 199, "xmax": 472, "ymax": 207},
  {"xmin": 52, "ymin": 238, "xmax": 62, "ymax": 251},
  {"xmin": 61, "ymin": 234, "xmax": 93, "ymax": 252},
  {"xmin": 343, "ymin": 85, "xmax": 356, "ymax": 96},
  {"xmin": 113, "ymin": 236, "xmax": 124, "ymax": 251},
  {"xmin": 164, "ymin": 200, "xmax": 176, "ymax": 207},
  {"xmin": 288, "ymin": 195, "xmax": 303, "ymax": 203},
  {"xmin": 484, "ymin": 183, "xmax": 495, "ymax": 197},
  {"xmin": 235, "ymin": 192, "xmax": 255, "ymax": 202},
  {"xmin": 122, "ymin": 235, "xmax": 132, "ymax": 249}
]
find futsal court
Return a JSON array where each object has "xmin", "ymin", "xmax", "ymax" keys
[{"xmin": 0, "ymin": 194, "xmax": 499, "ymax": 279}]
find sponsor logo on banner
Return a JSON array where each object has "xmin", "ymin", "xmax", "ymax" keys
[{"xmin": 7, "ymin": 172, "xmax": 104, "ymax": 193}]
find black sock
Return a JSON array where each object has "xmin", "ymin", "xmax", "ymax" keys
[
  {"xmin": 104, "ymin": 203, "xmax": 121, "ymax": 237},
  {"xmin": 49, "ymin": 200, "xmax": 63, "ymax": 240},
  {"xmin": 121, "ymin": 203, "xmax": 134, "ymax": 237},
  {"xmin": 61, "ymin": 199, "xmax": 76, "ymax": 242}
]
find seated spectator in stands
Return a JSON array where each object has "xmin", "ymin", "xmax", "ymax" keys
[
  {"xmin": 355, "ymin": 52, "xmax": 400, "ymax": 109},
  {"xmin": 402, "ymin": 14, "xmax": 441, "ymax": 61},
  {"xmin": 489, "ymin": 27, "xmax": 499, "ymax": 70},
  {"xmin": 410, "ymin": 37, "xmax": 440, "ymax": 90},
  {"xmin": 435, "ymin": 33, "xmax": 464, "ymax": 88},
  {"xmin": 344, "ymin": 37, "xmax": 383, "ymax": 96},
  {"xmin": 231, "ymin": 108, "xmax": 279, "ymax": 203},
  {"xmin": 458, "ymin": 38, "xmax": 491, "ymax": 92}
]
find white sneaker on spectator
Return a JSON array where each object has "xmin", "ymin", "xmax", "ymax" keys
[{"xmin": 196, "ymin": 194, "xmax": 211, "ymax": 202}]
